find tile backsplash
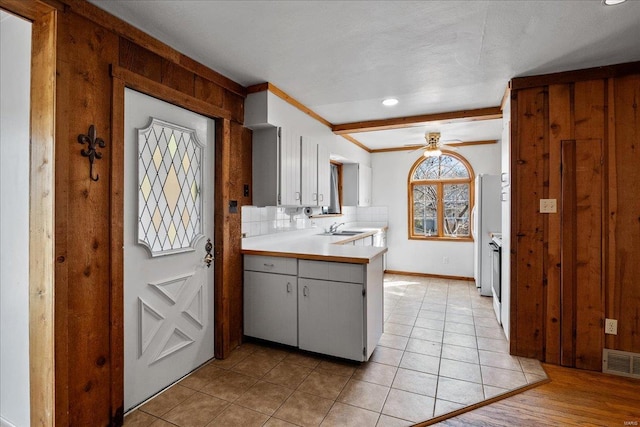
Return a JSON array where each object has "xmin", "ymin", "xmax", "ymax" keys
[{"xmin": 241, "ymin": 205, "xmax": 388, "ymax": 237}]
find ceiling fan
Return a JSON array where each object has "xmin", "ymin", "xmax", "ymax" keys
[{"xmin": 405, "ymin": 132, "xmax": 460, "ymax": 157}]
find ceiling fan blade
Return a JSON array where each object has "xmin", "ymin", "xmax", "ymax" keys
[
  {"xmin": 441, "ymin": 144, "xmax": 459, "ymax": 151},
  {"xmin": 408, "ymin": 145, "xmax": 427, "ymax": 154}
]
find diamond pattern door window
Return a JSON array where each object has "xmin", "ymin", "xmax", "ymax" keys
[{"xmin": 138, "ymin": 118, "xmax": 204, "ymax": 257}]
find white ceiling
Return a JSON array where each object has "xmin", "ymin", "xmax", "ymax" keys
[{"xmin": 89, "ymin": 0, "xmax": 640, "ymax": 150}]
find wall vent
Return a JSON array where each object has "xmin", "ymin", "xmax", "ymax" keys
[{"xmin": 603, "ymin": 349, "xmax": 640, "ymax": 379}]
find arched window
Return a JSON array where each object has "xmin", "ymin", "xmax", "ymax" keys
[{"xmin": 408, "ymin": 152, "xmax": 474, "ymax": 240}]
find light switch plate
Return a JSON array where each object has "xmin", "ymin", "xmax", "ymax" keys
[{"xmin": 540, "ymin": 198, "xmax": 557, "ymax": 213}]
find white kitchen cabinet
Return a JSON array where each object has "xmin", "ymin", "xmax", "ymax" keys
[
  {"xmin": 252, "ymin": 127, "xmax": 330, "ymax": 207},
  {"xmin": 280, "ymin": 127, "xmax": 302, "ymax": 206},
  {"xmin": 298, "ymin": 259, "xmax": 364, "ymax": 283},
  {"xmin": 343, "ymin": 163, "xmax": 372, "ymax": 206},
  {"xmin": 243, "ymin": 254, "xmax": 383, "ymax": 362},
  {"xmin": 298, "ymin": 258, "xmax": 383, "ymax": 361},
  {"xmin": 373, "ymin": 229, "xmax": 387, "ymax": 270},
  {"xmin": 244, "ymin": 256, "xmax": 298, "ymax": 346},
  {"xmin": 372, "ymin": 229, "xmax": 386, "ymax": 247},
  {"xmin": 301, "ymin": 137, "xmax": 330, "ymax": 207},
  {"xmin": 359, "ymin": 234, "xmax": 374, "ymax": 247},
  {"xmin": 301, "ymin": 137, "xmax": 318, "ymax": 206},
  {"xmin": 360, "ymin": 164, "xmax": 372, "ymax": 206},
  {"xmin": 317, "ymin": 143, "xmax": 331, "ymax": 206},
  {"xmin": 298, "ymin": 278, "xmax": 364, "ymax": 361},
  {"xmin": 252, "ymin": 127, "xmax": 301, "ymax": 206}
]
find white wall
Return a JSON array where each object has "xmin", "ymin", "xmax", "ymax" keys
[
  {"xmin": 372, "ymin": 143, "xmax": 501, "ymax": 278},
  {"xmin": 501, "ymin": 98, "xmax": 512, "ymax": 339},
  {"xmin": 0, "ymin": 11, "xmax": 32, "ymax": 427}
]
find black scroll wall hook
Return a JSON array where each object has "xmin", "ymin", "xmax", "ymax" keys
[{"xmin": 77, "ymin": 124, "xmax": 106, "ymax": 182}]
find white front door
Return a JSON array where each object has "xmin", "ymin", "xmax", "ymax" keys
[{"xmin": 124, "ymin": 88, "xmax": 215, "ymax": 411}]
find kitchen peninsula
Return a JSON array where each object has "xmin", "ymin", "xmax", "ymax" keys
[{"xmin": 241, "ymin": 227, "xmax": 387, "ymax": 362}]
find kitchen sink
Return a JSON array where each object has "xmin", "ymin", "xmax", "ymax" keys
[
  {"xmin": 333, "ymin": 230, "xmax": 362, "ymax": 236},
  {"xmin": 317, "ymin": 230, "xmax": 363, "ymax": 236}
]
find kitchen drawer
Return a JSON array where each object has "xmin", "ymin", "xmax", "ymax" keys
[
  {"xmin": 299, "ymin": 259, "xmax": 364, "ymax": 284},
  {"xmin": 244, "ymin": 255, "xmax": 297, "ymax": 275}
]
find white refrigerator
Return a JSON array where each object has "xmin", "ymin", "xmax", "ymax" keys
[{"xmin": 472, "ymin": 174, "xmax": 501, "ymax": 296}]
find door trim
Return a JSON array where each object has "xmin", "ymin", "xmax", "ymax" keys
[
  {"xmin": 30, "ymin": 11, "xmax": 57, "ymax": 425},
  {"xmin": 0, "ymin": 1, "xmax": 58, "ymax": 425},
  {"xmin": 111, "ymin": 65, "xmax": 230, "ymax": 420}
]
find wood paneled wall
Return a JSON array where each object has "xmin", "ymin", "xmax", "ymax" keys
[
  {"xmin": 510, "ymin": 62, "xmax": 640, "ymax": 371},
  {"xmin": 0, "ymin": 0, "xmax": 252, "ymax": 424}
]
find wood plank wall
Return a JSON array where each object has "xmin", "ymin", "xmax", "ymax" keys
[
  {"xmin": 46, "ymin": 1, "xmax": 251, "ymax": 425},
  {"xmin": 610, "ymin": 74, "xmax": 640, "ymax": 353},
  {"xmin": 510, "ymin": 62, "xmax": 640, "ymax": 372}
]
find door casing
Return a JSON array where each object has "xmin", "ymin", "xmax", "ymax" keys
[
  {"xmin": 0, "ymin": 1, "xmax": 58, "ymax": 425},
  {"xmin": 111, "ymin": 65, "xmax": 232, "ymax": 422}
]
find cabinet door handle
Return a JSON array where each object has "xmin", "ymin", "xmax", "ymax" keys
[
  {"xmin": 286, "ymin": 282, "xmax": 292, "ymax": 293},
  {"xmin": 312, "ymin": 193, "xmax": 317, "ymax": 201},
  {"xmin": 295, "ymin": 192, "xmax": 300, "ymax": 200},
  {"xmin": 319, "ymin": 194, "xmax": 323, "ymax": 202},
  {"xmin": 303, "ymin": 286, "xmax": 309, "ymax": 297},
  {"xmin": 263, "ymin": 263, "xmax": 274, "ymax": 268}
]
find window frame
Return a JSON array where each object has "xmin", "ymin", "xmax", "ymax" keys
[
  {"xmin": 330, "ymin": 160, "xmax": 343, "ymax": 214},
  {"xmin": 407, "ymin": 151, "xmax": 475, "ymax": 241}
]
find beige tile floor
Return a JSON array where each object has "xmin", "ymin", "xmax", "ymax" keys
[{"xmin": 124, "ymin": 274, "xmax": 548, "ymax": 427}]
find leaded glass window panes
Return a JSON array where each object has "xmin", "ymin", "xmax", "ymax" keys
[
  {"xmin": 412, "ymin": 155, "xmax": 470, "ymax": 180},
  {"xmin": 408, "ymin": 152, "xmax": 473, "ymax": 240},
  {"xmin": 137, "ymin": 118, "xmax": 204, "ymax": 257}
]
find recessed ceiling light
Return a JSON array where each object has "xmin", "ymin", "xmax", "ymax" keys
[
  {"xmin": 382, "ymin": 98, "xmax": 398, "ymax": 106},
  {"xmin": 602, "ymin": 0, "xmax": 626, "ymax": 5}
]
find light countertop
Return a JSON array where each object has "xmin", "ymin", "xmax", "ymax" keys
[{"xmin": 241, "ymin": 224, "xmax": 388, "ymax": 264}]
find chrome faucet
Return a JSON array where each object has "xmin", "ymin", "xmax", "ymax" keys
[{"xmin": 329, "ymin": 222, "xmax": 345, "ymax": 233}]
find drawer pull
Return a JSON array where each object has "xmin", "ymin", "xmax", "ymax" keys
[
  {"xmin": 286, "ymin": 282, "xmax": 292, "ymax": 293},
  {"xmin": 303, "ymin": 286, "xmax": 309, "ymax": 297},
  {"xmin": 263, "ymin": 263, "xmax": 275, "ymax": 268}
]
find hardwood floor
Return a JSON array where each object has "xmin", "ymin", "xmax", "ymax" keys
[{"xmin": 426, "ymin": 363, "xmax": 640, "ymax": 426}]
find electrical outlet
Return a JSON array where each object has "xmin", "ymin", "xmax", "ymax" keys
[
  {"xmin": 605, "ymin": 318, "xmax": 618, "ymax": 335},
  {"xmin": 443, "ymin": 256, "xmax": 449, "ymax": 264},
  {"xmin": 539, "ymin": 198, "xmax": 557, "ymax": 213}
]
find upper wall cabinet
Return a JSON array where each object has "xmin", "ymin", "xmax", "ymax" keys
[
  {"xmin": 317, "ymin": 144, "xmax": 330, "ymax": 206},
  {"xmin": 252, "ymin": 127, "xmax": 300, "ymax": 206},
  {"xmin": 343, "ymin": 163, "xmax": 372, "ymax": 207},
  {"xmin": 245, "ymin": 88, "xmax": 373, "ymax": 206},
  {"xmin": 252, "ymin": 127, "xmax": 330, "ymax": 207},
  {"xmin": 301, "ymin": 137, "xmax": 331, "ymax": 206},
  {"xmin": 301, "ymin": 137, "xmax": 318, "ymax": 206},
  {"xmin": 280, "ymin": 128, "xmax": 303, "ymax": 206},
  {"xmin": 246, "ymin": 90, "xmax": 331, "ymax": 207}
]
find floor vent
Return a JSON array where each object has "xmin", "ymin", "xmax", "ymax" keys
[{"xmin": 603, "ymin": 349, "xmax": 640, "ymax": 379}]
